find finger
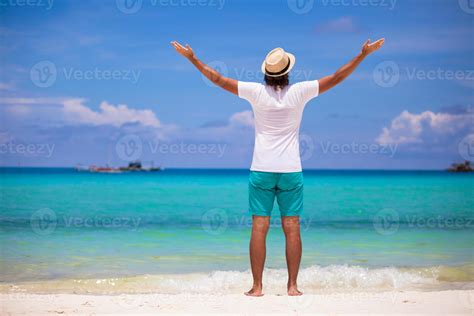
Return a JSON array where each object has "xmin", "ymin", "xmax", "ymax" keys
[
  {"xmin": 172, "ymin": 41, "xmax": 182, "ymax": 48},
  {"xmin": 363, "ymin": 39, "xmax": 370, "ymax": 47},
  {"xmin": 185, "ymin": 44, "xmax": 191, "ymax": 49}
]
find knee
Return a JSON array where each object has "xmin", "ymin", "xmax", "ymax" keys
[
  {"xmin": 282, "ymin": 217, "xmax": 301, "ymax": 236},
  {"xmin": 252, "ymin": 216, "xmax": 270, "ymax": 234}
]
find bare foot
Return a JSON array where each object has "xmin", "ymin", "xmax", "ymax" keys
[
  {"xmin": 244, "ymin": 286, "xmax": 264, "ymax": 297},
  {"xmin": 287, "ymin": 285, "xmax": 303, "ymax": 296}
]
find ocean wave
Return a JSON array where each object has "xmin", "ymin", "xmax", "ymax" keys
[{"xmin": 3, "ymin": 264, "xmax": 473, "ymax": 295}]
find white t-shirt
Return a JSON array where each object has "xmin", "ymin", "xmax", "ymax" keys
[{"xmin": 238, "ymin": 80, "xmax": 320, "ymax": 173}]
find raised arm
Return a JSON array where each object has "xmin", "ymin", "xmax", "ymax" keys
[
  {"xmin": 171, "ymin": 41, "xmax": 238, "ymax": 95},
  {"xmin": 318, "ymin": 38, "xmax": 385, "ymax": 94}
]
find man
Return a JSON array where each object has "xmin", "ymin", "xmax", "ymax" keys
[{"xmin": 171, "ymin": 38, "xmax": 385, "ymax": 296}]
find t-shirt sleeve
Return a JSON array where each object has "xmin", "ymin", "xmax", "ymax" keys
[
  {"xmin": 238, "ymin": 81, "xmax": 262, "ymax": 105},
  {"xmin": 296, "ymin": 80, "xmax": 319, "ymax": 105}
]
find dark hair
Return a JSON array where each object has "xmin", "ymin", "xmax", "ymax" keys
[{"xmin": 264, "ymin": 74, "xmax": 289, "ymax": 90}]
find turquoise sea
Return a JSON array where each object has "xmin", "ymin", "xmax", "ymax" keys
[{"xmin": 0, "ymin": 168, "xmax": 473, "ymax": 294}]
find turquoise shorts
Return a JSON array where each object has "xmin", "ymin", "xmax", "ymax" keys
[{"xmin": 249, "ymin": 171, "xmax": 303, "ymax": 217}]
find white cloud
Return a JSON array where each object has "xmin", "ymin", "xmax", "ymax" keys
[
  {"xmin": 62, "ymin": 99, "xmax": 160, "ymax": 127},
  {"xmin": 0, "ymin": 82, "xmax": 15, "ymax": 91},
  {"xmin": 0, "ymin": 97, "xmax": 160, "ymax": 128},
  {"xmin": 315, "ymin": 17, "xmax": 359, "ymax": 34},
  {"xmin": 229, "ymin": 110, "xmax": 254, "ymax": 127},
  {"xmin": 376, "ymin": 110, "xmax": 473, "ymax": 145},
  {"xmin": 0, "ymin": 132, "xmax": 13, "ymax": 144}
]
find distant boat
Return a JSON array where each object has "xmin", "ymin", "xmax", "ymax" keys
[
  {"xmin": 76, "ymin": 161, "xmax": 161, "ymax": 173},
  {"xmin": 119, "ymin": 161, "xmax": 161, "ymax": 172},
  {"xmin": 447, "ymin": 161, "xmax": 472, "ymax": 172}
]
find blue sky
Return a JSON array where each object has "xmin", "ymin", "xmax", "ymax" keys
[{"xmin": 0, "ymin": 0, "xmax": 473, "ymax": 169}]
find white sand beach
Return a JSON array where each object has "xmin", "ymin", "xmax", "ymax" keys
[{"xmin": 1, "ymin": 290, "xmax": 473, "ymax": 315}]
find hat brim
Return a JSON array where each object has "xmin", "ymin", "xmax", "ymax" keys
[{"xmin": 261, "ymin": 52, "xmax": 296, "ymax": 77}]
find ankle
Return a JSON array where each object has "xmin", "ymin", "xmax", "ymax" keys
[
  {"xmin": 287, "ymin": 281, "xmax": 297, "ymax": 288},
  {"xmin": 253, "ymin": 282, "xmax": 263, "ymax": 289}
]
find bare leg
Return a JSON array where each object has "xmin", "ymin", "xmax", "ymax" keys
[
  {"xmin": 245, "ymin": 215, "xmax": 270, "ymax": 297},
  {"xmin": 282, "ymin": 216, "xmax": 303, "ymax": 296}
]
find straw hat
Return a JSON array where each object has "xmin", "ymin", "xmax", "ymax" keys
[{"xmin": 261, "ymin": 47, "xmax": 295, "ymax": 77}]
